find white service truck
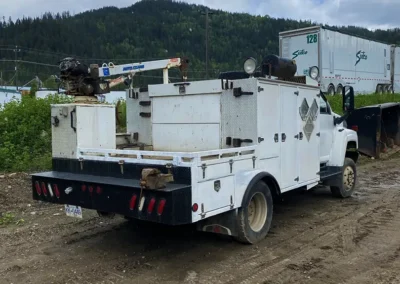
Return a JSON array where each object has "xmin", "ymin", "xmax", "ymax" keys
[
  {"xmin": 31, "ymin": 55, "xmax": 358, "ymax": 244},
  {"xmin": 279, "ymin": 25, "xmax": 400, "ymax": 95}
]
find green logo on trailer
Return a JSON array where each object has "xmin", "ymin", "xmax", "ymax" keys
[
  {"xmin": 355, "ymin": 50, "xmax": 367, "ymax": 66},
  {"xmin": 292, "ymin": 49, "xmax": 308, "ymax": 60}
]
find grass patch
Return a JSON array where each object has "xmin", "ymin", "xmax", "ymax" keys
[
  {"xmin": 327, "ymin": 93, "xmax": 400, "ymax": 115},
  {"xmin": 0, "ymin": 212, "xmax": 24, "ymax": 226}
]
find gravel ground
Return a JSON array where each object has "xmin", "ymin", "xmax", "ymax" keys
[{"xmin": 1, "ymin": 155, "xmax": 400, "ymax": 284}]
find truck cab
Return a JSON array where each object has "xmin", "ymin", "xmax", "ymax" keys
[{"xmin": 31, "ymin": 55, "xmax": 358, "ymax": 245}]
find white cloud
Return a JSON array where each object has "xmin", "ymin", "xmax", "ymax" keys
[{"xmin": 0, "ymin": 0, "xmax": 398, "ymax": 30}]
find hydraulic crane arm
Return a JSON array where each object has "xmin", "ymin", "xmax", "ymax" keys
[
  {"xmin": 58, "ymin": 57, "xmax": 189, "ymax": 97},
  {"xmin": 99, "ymin": 58, "xmax": 186, "ymax": 82}
]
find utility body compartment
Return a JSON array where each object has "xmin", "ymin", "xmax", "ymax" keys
[{"xmin": 51, "ymin": 104, "xmax": 116, "ymax": 159}]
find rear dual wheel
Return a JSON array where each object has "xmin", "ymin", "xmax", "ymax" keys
[{"xmin": 234, "ymin": 181, "xmax": 273, "ymax": 244}]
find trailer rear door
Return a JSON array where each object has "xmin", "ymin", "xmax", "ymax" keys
[{"xmin": 280, "ymin": 29, "xmax": 319, "ymax": 78}]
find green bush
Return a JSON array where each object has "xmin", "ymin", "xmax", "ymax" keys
[
  {"xmin": 0, "ymin": 94, "xmax": 73, "ymax": 172},
  {"xmin": 116, "ymin": 99, "xmax": 127, "ymax": 133}
]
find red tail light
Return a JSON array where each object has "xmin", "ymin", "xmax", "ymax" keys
[
  {"xmin": 96, "ymin": 186, "xmax": 102, "ymax": 194},
  {"xmin": 35, "ymin": 181, "xmax": 42, "ymax": 195},
  {"xmin": 147, "ymin": 198, "xmax": 156, "ymax": 214},
  {"xmin": 53, "ymin": 184, "xmax": 60, "ymax": 199},
  {"xmin": 41, "ymin": 182, "xmax": 48, "ymax": 196},
  {"xmin": 351, "ymin": 125, "xmax": 359, "ymax": 132},
  {"xmin": 157, "ymin": 199, "xmax": 166, "ymax": 215},
  {"xmin": 192, "ymin": 203, "xmax": 199, "ymax": 212},
  {"xmin": 81, "ymin": 185, "xmax": 87, "ymax": 192},
  {"xmin": 129, "ymin": 195, "xmax": 137, "ymax": 210},
  {"xmin": 89, "ymin": 186, "xmax": 94, "ymax": 194}
]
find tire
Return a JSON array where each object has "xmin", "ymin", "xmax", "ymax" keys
[
  {"xmin": 234, "ymin": 181, "xmax": 273, "ymax": 244},
  {"xmin": 336, "ymin": 84, "xmax": 343, "ymax": 95},
  {"xmin": 331, "ymin": 158, "xmax": 357, "ymax": 198},
  {"xmin": 327, "ymin": 85, "xmax": 335, "ymax": 96},
  {"xmin": 376, "ymin": 85, "xmax": 383, "ymax": 95},
  {"xmin": 383, "ymin": 85, "xmax": 389, "ymax": 94},
  {"xmin": 388, "ymin": 85, "xmax": 393, "ymax": 94}
]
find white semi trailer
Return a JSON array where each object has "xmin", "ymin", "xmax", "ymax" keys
[{"xmin": 279, "ymin": 25, "xmax": 400, "ymax": 95}]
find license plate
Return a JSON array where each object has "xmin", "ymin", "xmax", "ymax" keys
[{"xmin": 65, "ymin": 205, "xmax": 83, "ymax": 219}]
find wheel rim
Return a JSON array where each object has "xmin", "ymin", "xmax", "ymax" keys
[
  {"xmin": 343, "ymin": 166, "xmax": 355, "ymax": 191},
  {"xmin": 328, "ymin": 87, "xmax": 335, "ymax": 96},
  {"xmin": 247, "ymin": 192, "xmax": 268, "ymax": 232},
  {"xmin": 337, "ymin": 86, "xmax": 343, "ymax": 95}
]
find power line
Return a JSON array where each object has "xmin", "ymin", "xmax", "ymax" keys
[{"xmin": 0, "ymin": 59, "xmax": 58, "ymax": 67}]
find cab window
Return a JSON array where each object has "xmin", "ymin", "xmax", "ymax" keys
[{"xmin": 320, "ymin": 95, "xmax": 331, "ymax": 114}]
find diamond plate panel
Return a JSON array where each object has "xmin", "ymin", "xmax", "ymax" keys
[
  {"xmin": 299, "ymin": 98, "xmax": 309, "ymax": 121},
  {"xmin": 303, "ymin": 115, "xmax": 314, "ymax": 141},
  {"xmin": 51, "ymin": 105, "xmax": 77, "ymax": 159},
  {"xmin": 309, "ymin": 99, "xmax": 318, "ymax": 121},
  {"xmin": 221, "ymin": 78, "xmax": 258, "ymax": 148},
  {"xmin": 126, "ymin": 88, "xmax": 152, "ymax": 145}
]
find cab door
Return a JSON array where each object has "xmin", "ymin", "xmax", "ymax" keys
[{"xmin": 319, "ymin": 94, "xmax": 334, "ymax": 163}]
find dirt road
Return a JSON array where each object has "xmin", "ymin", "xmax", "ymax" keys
[{"xmin": 1, "ymin": 156, "xmax": 400, "ymax": 284}]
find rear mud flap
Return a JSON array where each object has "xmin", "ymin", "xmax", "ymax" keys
[{"xmin": 196, "ymin": 209, "xmax": 239, "ymax": 237}]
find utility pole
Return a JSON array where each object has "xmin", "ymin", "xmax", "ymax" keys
[
  {"xmin": 14, "ymin": 45, "xmax": 20, "ymax": 90},
  {"xmin": 201, "ymin": 8, "xmax": 213, "ymax": 79}
]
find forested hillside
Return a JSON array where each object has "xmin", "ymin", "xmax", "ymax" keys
[{"xmin": 1, "ymin": 0, "xmax": 400, "ymax": 87}]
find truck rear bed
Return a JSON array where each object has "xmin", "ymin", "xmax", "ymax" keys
[{"xmin": 31, "ymin": 158, "xmax": 192, "ymax": 225}]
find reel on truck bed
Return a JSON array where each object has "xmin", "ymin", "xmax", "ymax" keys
[{"xmin": 58, "ymin": 57, "xmax": 110, "ymax": 97}]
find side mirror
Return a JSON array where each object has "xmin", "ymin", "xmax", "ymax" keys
[
  {"xmin": 334, "ymin": 86, "xmax": 355, "ymax": 126},
  {"xmin": 342, "ymin": 86, "xmax": 355, "ymax": 113}
]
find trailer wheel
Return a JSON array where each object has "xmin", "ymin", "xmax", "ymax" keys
[
  {"xmin": 383, "ymin": 85, "xmax": 389, "ymax": 93},
  {"xmin": 376, "ymin": 85, "xmax": 383, "ymax": 94},
  {"xmin": 331, "ymin": 158, "xmax": 357, "ymax": 198},
  {"xmin": 327, "ymin": 84, "xmax": 335, "ymax": 96},
  {"xmin": 388, "ymin": 85, "xmax": 393, "ymax": 94},
  {"xmin": 336, "ymin": 84, "xmax": 343, "ymax": 95},
  {"xmin": 234, "ymin": 181, "xmax": 273, "ymax": 244}
]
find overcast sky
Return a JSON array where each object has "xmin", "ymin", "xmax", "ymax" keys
[{"xmin": 0, "ymin": 0, "xmax": 398, "ymax": 30}]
